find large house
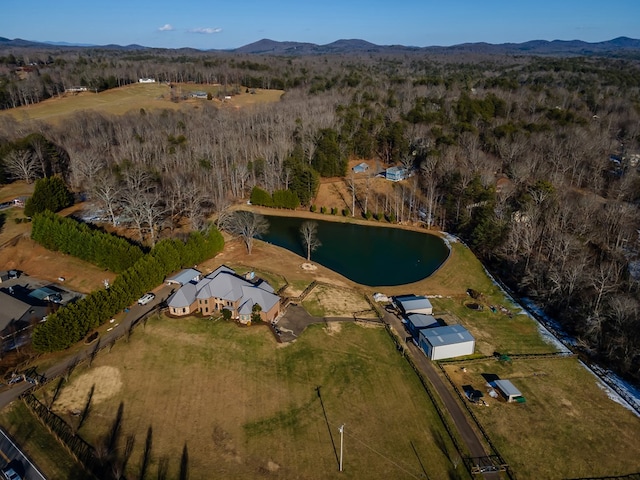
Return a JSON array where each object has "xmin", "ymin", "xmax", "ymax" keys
[{"xmin": 167, "ymin": 266, "xmax": 281, "ymax": 323}]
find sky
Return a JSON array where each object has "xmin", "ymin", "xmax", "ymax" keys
[{"xmin": 2, "ymin": 0, "xmax": 639, "ymax": 50}]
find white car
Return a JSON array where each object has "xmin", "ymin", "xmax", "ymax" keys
[{"xmin": 137, "ymin": 293, "xmax": 155, "ymax": 305}]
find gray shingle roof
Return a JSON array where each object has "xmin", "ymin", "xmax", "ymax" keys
[
  {"xmin": 167, "ymin": 265, "xmax": 279, "ymax": 314},
  {"xmin": 0, "ymin": 291, "xmax": 31, "ymax": 331},
  {"xmin": 166, "ymin": 268, "xmax": 201, "ymax": 286}
]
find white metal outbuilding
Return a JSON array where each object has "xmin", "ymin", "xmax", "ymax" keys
[{"xmin": 418, "ymin": 324, "xmax": 475, "ymax": 360}]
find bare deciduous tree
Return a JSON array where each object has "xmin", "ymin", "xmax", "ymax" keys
[
  {"xmin": 300, "ymin": 221, "xmax": 321, "ymax": 261},
  {"xmin": 3, "ymin": 149, "xmax": 39, "ymax": 183},
  {"xmin": 220, "ymin": 211, "xmax": 269, "ymax": 255}
]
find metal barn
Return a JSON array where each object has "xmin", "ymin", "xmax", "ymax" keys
[
  {"xmin": 405, "ymin": 313, "xmax": 439, "ymax": 339},
  {"xmin": 418, "ymin": 324, "xmax": 475, "ymax": 360},
  {"xmin": 394, "ymin": 295, "xmax": 433, "ymax": 315}
]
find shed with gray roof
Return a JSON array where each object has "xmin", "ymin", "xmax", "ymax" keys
[
  {"xmin": 494, "ymin": 379, "xmax": 524, "ymax": 403},
  {"xmin": 394, "ymin": 295, "xmax": 433, "ymax": 315}
]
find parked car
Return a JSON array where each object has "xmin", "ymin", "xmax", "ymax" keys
[
  {"xmin": 1, "ymin": 466, "xmax": 22, "ymax": 480},
  {"xmin": 137, "ymin": 293, "xmax": 155, "ymax": 305}
]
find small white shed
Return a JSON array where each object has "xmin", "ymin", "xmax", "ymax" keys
[
  {"xmin": 418, "ymin": 325, "xmax": 475, "ymax": 360},
  {"xmin": 494, "ymin": 379, "xmax": 524, "ymax": 403}
]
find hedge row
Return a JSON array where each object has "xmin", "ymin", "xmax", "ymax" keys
[
  {"xmin": 31, "ymin": 211, "xmax": 144, "ymax": 273},
  {"xmin": 250, "ymin": 186, "xmax": 300, "ymax": 209},
  {"xmin": 31, "ymin": 226, "xmax": 224, "ymax": 352}
]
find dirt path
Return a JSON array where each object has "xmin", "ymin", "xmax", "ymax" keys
[{"xmin": 382, "ymin": 310, "xmax": 502, "ymax": 478}]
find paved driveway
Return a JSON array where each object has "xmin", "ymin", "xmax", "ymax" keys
[{"xmin": 275, "ymin": 305, "xmax": 352, "ymax": 342}]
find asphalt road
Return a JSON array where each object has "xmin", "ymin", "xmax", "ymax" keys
[{"xmin": 0, "ymin": 428, "xmax": 46, "ymax": 480}]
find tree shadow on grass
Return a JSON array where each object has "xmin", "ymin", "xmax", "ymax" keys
[
  {"xmin": 138, "ymin": 425, "xmax": 153, "ymax": 480},
  {"xmin": 315, "ymin": 386, "xmax": 339, "ymax": 469},
  {"xmin": 179, "ymin": 443, "xmax": 189, "ymax": 480}
]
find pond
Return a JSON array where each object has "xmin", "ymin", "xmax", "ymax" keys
[{"xmin": 261, "ymin": 215, "xmax": 450, "ymax": 287}]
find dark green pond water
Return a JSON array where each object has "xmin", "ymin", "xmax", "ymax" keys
[{"xmin": 261, "ymin": 215, "xmax": 450, "ymax": 287}]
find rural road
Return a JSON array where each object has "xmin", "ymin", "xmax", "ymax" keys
[
  {"xmin": 383, "ymin": 310, "xmax": 501, "ymax": 477},
  {"xmin": 0, "ymin": 283, "xmax": 174, "ymax": 410},
  {"xmin": 0, "ymin": 428, "xmax": 47, "ymax": 479}
]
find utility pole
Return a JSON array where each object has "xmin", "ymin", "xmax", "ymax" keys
[{"xmin": 339, "ymin": 424, "xmax": 345, "ymax": 472}]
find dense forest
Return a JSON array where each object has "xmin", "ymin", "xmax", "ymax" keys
[{"xmin": 1, "ymin": 46, "xmax": 640, "ymax": 382}]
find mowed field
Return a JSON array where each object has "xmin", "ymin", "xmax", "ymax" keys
[
  {"xmin": 41, "ymin": 317, "xmax": 460, "ymax": 480},
  {"xmin": 0, "ymin": 83, "xmax": 284, "ymax": 124},
  {"xmin": 443, "ymin": 357, "xmax": 640, "ymax": 479}
]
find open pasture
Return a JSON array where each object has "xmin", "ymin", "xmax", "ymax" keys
[
  {"xmin": 443, "ymin": 357, "xmax": 640, "ymax": 479},
  {"xmin": 43, "ymin": 316, "xmax": 460, "ymax": 479},
  {"xmin": 0, "ymin": 83, "xmax": 284, "ymax": 124}
]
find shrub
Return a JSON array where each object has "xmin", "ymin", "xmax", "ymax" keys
[
  {"xmin": 310, "ymin": 205, "xmax": 317, "ymax": 213},
  {"xmin": 250, "ymin": 186, "xmax": 273, "ymax": 207},
  {"xmin": 342, "ymin": 208, "xmax": 350, "ymax": 217},
  {"xmin": 272, "ymin": 189, "xmax": 300, "ymax": 209}
]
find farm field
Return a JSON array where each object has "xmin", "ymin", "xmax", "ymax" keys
[
  {"xmin": 443, "ymin": 357, "xmax": 640, "ymax": 479},
  {"xmin": 0, "ymin": 83, "xmax": 284, "ymax": 124},
  {"xmin": 40, "ymin": 316, "xmax": 460, "ymax": 480}
]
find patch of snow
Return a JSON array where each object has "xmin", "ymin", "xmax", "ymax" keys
[
  {"xmin": 580, "ymin": 361, "xmax": 640, "ymax": 418},
  {"xmin": 445, "ymin": 236, "xmax": 640, "ymax": 416},
  {"xmin": 518, "ymin": 298, "xmax": 574, "ymax": 352},
  {"xmin": 441, "ymin": 232, "xmax": 459, "ymax": 245}
]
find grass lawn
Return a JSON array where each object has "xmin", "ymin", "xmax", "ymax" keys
[
  {"xmin": 0, "ymin": 402, "xmax": 89, "ymax": 479},
  {"xmin": 443, "ymin": 357, "xmax": 640, "ymax": 479},
  {"xmin": 227, "ymin": 263, "xmax": 288, "ymax": 292},
  {"xmin": 432, "ymin": 297, "xmax": 558, "ymax": 356},
  {"xmin": 41, "ymin": 316, "xmax": 463, "ymax": 480}
]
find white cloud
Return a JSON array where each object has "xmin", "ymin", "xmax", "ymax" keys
[
  {"xmin": 158, "ymin": 24, "xmax": 174, "ymax": 32},
  {"xmin": 188, "ymin": 27, "xmax": 222, "ymax": 34}
]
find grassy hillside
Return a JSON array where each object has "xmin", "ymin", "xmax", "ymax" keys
[{"xmin": 0, "ymin": 83, "xmax": 284, "ymax": 124}]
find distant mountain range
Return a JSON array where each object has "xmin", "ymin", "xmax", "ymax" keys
[{"xmin": 2, "ymin": 35, "xmax": 640, "ymax": 57}]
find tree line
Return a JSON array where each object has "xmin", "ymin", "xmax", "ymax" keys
[
  {"xmin": 1, "ymin": 48, "xmax": 639, "ymax": 382},
  {"xmin": 32, "ymin": 222, "xmax": 224, "ymax": 352},
  {"xmin": 31, "ymin": 210, "xmax": 144, "ymax": 273}
]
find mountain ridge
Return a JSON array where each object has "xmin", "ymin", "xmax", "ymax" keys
[{"xmin": 1, "ymin": 36, "xmax": 640, "ymax": 56}]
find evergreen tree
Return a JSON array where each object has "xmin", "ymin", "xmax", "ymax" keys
[{"xmin": 24, "ymin": 176, "xmax": 73, "ymax": 216}]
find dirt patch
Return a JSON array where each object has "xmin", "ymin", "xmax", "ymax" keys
[
  {"xmin": 305, "ymin": 284, "xmax": 370, "ymax": 317},
  {"xmin": 325, "ymin": 321, "xmax": 343, "ymax": 335},
  {"xmin": 54, "ymin": 366, "xmax": 122, "ymax": 411},
  {"xmin": 0, "ymin": 236, "xmax": 115, "ymax": 293},
  {"xmin": 300, "ymin": 263, "xmax": 317, "ymax": 271}
]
